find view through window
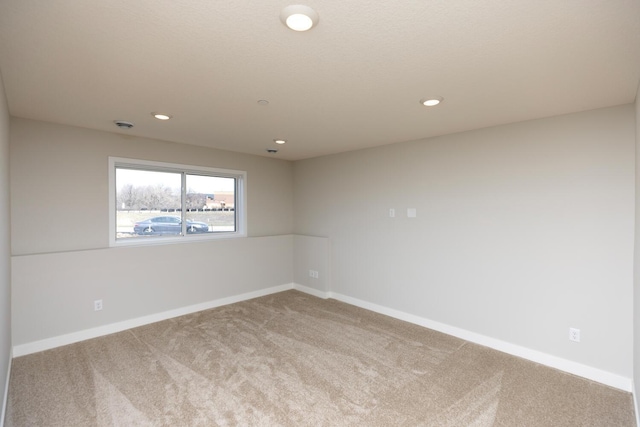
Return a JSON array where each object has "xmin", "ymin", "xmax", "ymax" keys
[{"xmin": 111, "ymin": 159, "xmax": 244, "ymax": 244}]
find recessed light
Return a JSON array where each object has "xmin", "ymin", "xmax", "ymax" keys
[
  {"xmin": 257, "ymin": 100, "xmax": 270, "ymax": 106},
  {"xmin": 152, "ymin": 113, "xmax": 172, "ymax": 120},
  {"xmin": 274, "ymin": 139, "xmax": 286, "ymax": 145},
  {"xmin": 420, "ymin": 97, "xmax": 443, "ymax": 107},
  {"xmin": 266, "ymin": 148, "xmax": 279, "ymax": 154},
  {"xmin": 280, "ymin": 5, "xmax": 319, "ymax": 31}
]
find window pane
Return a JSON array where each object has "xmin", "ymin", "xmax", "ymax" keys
[
  {"xmin": 185, "ymin": 174, "xmax": 236, "ymax": 234},
  {"xmin": 110, "ymin": 157, "xmax": 246, "ymax": 247},
  {"xmin": 116, "ymin": 168, "xmax": 182, "ymax": 240}
]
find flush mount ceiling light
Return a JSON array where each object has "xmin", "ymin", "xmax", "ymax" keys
[
  {"xmin": 151, "ymin": 112, "xmax": 172, "ymax": 120},
  {"xmin": 420, "ymin": 97, "xmax": 443, "ymax": 107},
  {"xmin": 274, "ymin": 139, "xmax": 287, "ymax": 145},
  {"xmin": 280, "ymin": 5, "xmax": 319, "ymax": 31}
]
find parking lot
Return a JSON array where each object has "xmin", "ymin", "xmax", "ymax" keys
[{"xmin": 116, "ymin": 210, "xmax": 235, "ymax": 235}]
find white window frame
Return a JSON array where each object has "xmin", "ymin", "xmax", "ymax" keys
[{"xmin": 109, "ymin": 157, "xmax": 247, "ymax": 247}]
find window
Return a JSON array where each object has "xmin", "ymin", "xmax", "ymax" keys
[{"xmin": 109, "ymin": 157, "xmax": 246, "ymax": 246}]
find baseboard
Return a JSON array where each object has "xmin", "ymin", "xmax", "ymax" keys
[
  {"xmin": 13, "ymin": 283, "xmax": 295, "ymax": 357},
  {"xmin": 293, "ymin": 283, "xmax": 331, "ymax": 299},
  {"xmin": 292, "ymin": 285, "xmax": 632, "ymax": 392},
  {"xmin": 633, "ymin": 380, "xmax": 640, "ymax": 427},
  {"xmin": 1, "ymin": 347, "xmax": 12, "ymax": 427},
  {"xmin": 13, "ymin": 283, "xmax": 633, "ymax": 392}
]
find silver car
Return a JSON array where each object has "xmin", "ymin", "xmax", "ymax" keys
[{"xmin": 133, "ymin": 216, "xmax": 209, "ymax": 235}]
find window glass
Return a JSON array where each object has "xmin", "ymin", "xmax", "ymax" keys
[
  {"xmin": 110, "ymin": 158, "xmax": 246, "ymax": 246},
  {"xmin": 116, "ymin": 169, "xmax": 181, "ymax": 239},
  {"xmin": 185, "ymin": 174, "xmax": 236, "ymax": 234}
]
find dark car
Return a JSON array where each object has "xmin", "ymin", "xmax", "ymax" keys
[{"xmin": 133, "ymin": 216, "xmax": 209, "ymax": 235}]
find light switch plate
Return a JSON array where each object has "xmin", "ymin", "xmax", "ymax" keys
[{"xmin": 407, "ymin": 208, "xmax": 417, "ymax": 218}]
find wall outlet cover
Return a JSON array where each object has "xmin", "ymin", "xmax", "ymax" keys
[{"xmin": 569, "ymin": 327, "xmax": 580, "ymax": 342}]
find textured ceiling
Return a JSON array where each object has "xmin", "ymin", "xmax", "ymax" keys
[{"xmin": 0, "ymin": 0, "xmax": 639, "ymax": 160}]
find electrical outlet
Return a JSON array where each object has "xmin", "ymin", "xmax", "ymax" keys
[
  {"xmin": 569, "ymin": 327, "xmax": 580, "ymax": 342},
  {"xmin": 94, "ymin": 299, "xmax": 103, "ymax": 311},
  {"xmin": 308, "ymin": 270, "xmax": 319, "ymax": 279}
]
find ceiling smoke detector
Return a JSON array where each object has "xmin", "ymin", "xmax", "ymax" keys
[{"xmin": 114, "ymin": 120, "xmax": 134, "ymax": 129}]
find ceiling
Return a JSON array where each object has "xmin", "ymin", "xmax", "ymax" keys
[{"xmin": 0, "ymin": 0, "xmax": 639, "ymax": 161}]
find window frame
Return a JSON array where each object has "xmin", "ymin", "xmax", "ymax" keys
[{"xmin": 108, "ymin": 157, "xmax": 247, "ymax": 247}]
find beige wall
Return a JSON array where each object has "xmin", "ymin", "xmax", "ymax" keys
[
  {"xmin": 293, "ymin": 235, "xmax": 330, "ymax": 295},
  {"xmin": 10, "ymin": 118, "xmax": 293, "ymax": 255},
  {"xmin": 634, "ymin": 81, "xmax": 640, "ymax": 411},
  {"xmin": 12, "ymin": 235, "xmax": 293, "ymax": 347},
  {"xmin": 9, "ymin": 118, "xmax": 296, "ymax": 350},
  {"xmin": 0, "ymin": 70, "xmax": 10, "ymax": 421},
  {"xmin": 294, "ymin": 105, "xmax": 636, "ymax": 378}
]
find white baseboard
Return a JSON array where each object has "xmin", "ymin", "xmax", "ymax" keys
[
  {"xmin": 292, "ymin": 284, "xmax": 632, "ymax": 392},
  {"xmin": 633, "ymin": 380, "xmax": 640, "ymax": 427},
  {"xmin": 1, "ymin": 347, "xmax": 12, "ymax": 427},
  {"xmin": 13, "ymin": 284, "xmax": 295, "ymax": 357},
  {"xmin": 293, "ymin": 284, "xmax": 330, "ymax": 299},
  {"xmin": 13, "ymin": 283, "xmax": 633, "ymax": 392}
]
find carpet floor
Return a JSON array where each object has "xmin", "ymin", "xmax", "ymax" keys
[{"xmin": 5, "ymin": 290, "xmax": 636, "ymax": 426}]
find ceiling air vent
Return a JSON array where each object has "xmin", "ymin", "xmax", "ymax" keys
[{"xmin": 114, "ymin": 120, "xmax": 134, "ymax": 129}]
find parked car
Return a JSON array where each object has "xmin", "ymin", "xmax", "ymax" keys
[{"xmin": 133, "ymin": 216, "xmax": 209, "ymax": 235}]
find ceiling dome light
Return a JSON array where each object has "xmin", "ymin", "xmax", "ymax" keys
[
  {"xmin": 420, "ymin": 97, "xmax": 443, "ymax": 107},
  {"xmin": 152, "ymin": 113, "xmax": 172, "ymax": 120},
  {"xmin": 274, "ymin": 139, "xmax": 287, "ymax": 145},
  {"xmin": 280, "ymin": 5, "xmax": 319, "ymax": 31}
]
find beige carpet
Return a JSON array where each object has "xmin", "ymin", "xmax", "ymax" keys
[{"xmin": 5, "ymin": 290, "xmax": 635, "ymax": 426}]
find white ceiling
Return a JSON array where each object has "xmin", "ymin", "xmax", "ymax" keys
[{"xmin": 0, "ymin": 0, "xmax": 638, "ymax": 161}]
